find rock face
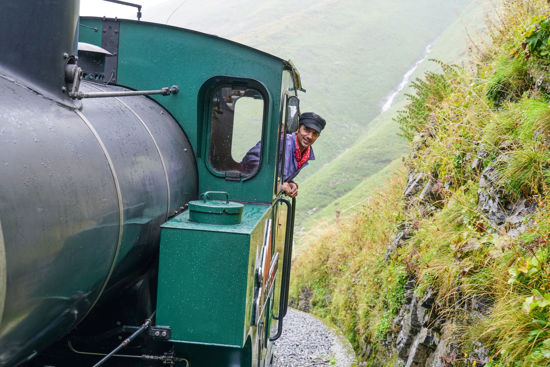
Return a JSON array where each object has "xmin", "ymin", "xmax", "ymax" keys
[
  {"xmin": 382, "ymin": 161, "xmax": 537, "ymax": 366},
  {"xmin": 478, "ymin": 163, "xmax": 537, "ymax": 236},
  {"xmin": 385, "ymin": 223, "xmax": 412, "ymax": 260},
  {"xmin": 424, "ymin": 325, "xmax": 459, "ymax": 367},
  {"xmin": 389, "ymin": 286, "xmax": 490, "ymax": 367},
  {"xmin": 392, "ymin": 288, "xmax": 441, "ymax": 367},
  {"xmin": 404, "ymin": 172, "xmax": 425, "ymax": 197},
  {"xmin": 290, "ymin": 287, "xmax": 313, "ymax": 313}
]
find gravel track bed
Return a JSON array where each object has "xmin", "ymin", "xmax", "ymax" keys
[{"xmin": 272, "ymin": 308, "xmax": 355, "ymax": 367}]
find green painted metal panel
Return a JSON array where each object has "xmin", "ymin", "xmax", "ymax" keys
[
  {"xmin": 157, "ymin": 204, "xmax": 270, "ymax": 347},
  {"xmin": 79, "ymin": 18, "xmax": 285, "ymax": 203},
  {"xmin": 78, "ymin": 18, "xmax": 102, "ymax": 45},
  {"xmin": 158, "ymin": 229, "xmax": 248, "ymax": 346}
]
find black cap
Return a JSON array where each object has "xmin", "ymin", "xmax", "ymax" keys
[{"xmin": 299, "ymin": 112, "xmax": 326, "ymax": 133}]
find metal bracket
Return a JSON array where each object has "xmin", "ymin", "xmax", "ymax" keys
[
  {"xmin": 62, "ymin": 54, "xmax": 83, "ymax": 97},
  {"xmin": 148, "ymin": 325, "xmax": 171, "ymax": 341},
  {"xmin": 225, "ymin": 170, "xmax": 243, "ymax": 181},
  {"xmin": 101, "ymin": 19, "xmax": 120, "ymax": 84}
]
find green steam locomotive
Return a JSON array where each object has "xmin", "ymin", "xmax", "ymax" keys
[{"xmin": 0, "ymin": 1, "xmax": 302, "ymax": 365}]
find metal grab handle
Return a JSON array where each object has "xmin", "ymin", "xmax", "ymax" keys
[
  {"xmin": 70, "ymin": 85, "xmax": 179, "ymax": 99},
  {"xmin": 272, "ymin": 196, "xmax": 292, "ymax": 321},
  {"xmin": 201, "ymin": 191, "xmax": 229, "ymax": 203},
  {"xmin": 270, "ymin": 196, "xmax": 296, "ymax": 341},
  {"xmin": 281, "ymin": 197, "xmax": 296, "ymax": 319}
]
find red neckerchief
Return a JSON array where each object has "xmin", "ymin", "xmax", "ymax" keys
[{"xmin": 294, "ymin": 134, "xmax": 311, "ymax": 169}]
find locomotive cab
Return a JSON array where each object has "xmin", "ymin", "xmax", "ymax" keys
[{"xmin": 76, "ymin": 15, "xmax": 302, "ymax": 367}]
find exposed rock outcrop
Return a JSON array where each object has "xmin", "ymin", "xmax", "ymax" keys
[
  {"xmin": 404, "ymin": 171, "xmax": 425, "ymax": 198},
  {"xmin": 478, "ymin": 162, "xmax": 537, "ymax": 237},
  {"xmin": 392, "ymin": 288, "xmax": 441, "ymax": 367},
  {"xmin": 389, "ymin": 286, "xmax": 490, "ymax": 367},
  {"xmin": 381, "ymin": 160, "xmax": 532, "ymax": 366},
  {"xmin": 290, "ymin": 286, "xmax": 313, "ymax": 313},
  {"xmin": 385, "ymin": 223, "xmax": 413, "ymax": 260}
]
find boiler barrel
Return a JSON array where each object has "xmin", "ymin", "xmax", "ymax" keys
[{"xmin": 0, "ymin": 80, "xmax": 197, "ymax": 366}]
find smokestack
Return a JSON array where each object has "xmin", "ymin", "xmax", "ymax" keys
[{"xmin": 0, "ymin": 0, "xmax": 80, "ymax": 104}]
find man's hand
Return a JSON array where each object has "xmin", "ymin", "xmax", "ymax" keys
[{"xmin": 280, "ymin": 182, "xmax": 298, "ymax": 198}]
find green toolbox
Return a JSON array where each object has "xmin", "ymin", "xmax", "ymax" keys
[{"xmin": 156, "ymin": 198, "xmax": 271, "ymax": 347}]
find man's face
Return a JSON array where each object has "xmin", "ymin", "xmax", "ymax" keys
[{"xmin": 296, "ymin": 124, "xmax": 320, "ymax": 150}]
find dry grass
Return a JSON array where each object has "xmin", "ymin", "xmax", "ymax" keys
[{"xmin": 290, "ymin": 169, "xmax": 407, "ymax": 357}]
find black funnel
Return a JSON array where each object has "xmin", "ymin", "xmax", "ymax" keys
[{"xmin": 0, "ymin": 0, "xmax": 79, "ymax": 103}]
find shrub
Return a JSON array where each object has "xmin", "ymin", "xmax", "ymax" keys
[
  {"xmin": 523, "ymin": 15, "xmax": 550, "ymax": 60},
  {"xmin": 486, "ymin": 56, "xmax": 532, "ymax": 107},
  {"xmin": 395, "ymin": 64, "xmax": 454, "ymax": 141}
]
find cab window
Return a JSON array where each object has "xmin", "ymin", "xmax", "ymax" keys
[{"xmin": 208, "ymin": 83, "xmax": 265, "ymax": 179}]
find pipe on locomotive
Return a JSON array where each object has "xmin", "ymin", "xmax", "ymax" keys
[{"xmin": 0, "ymin": 1, "xmax": 197, "ymax": 365}]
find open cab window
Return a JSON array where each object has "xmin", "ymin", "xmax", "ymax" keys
[{"xmin": 207, "ymin": 80, "xmax": 266, "ymax": 180}]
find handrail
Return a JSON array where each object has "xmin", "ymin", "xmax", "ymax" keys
[
  {"xmin": 270, "ymin": 196, "xmax": 295, "ymax": 341},
  {"xmin": 272, "ymin": 196, "xmax": 291, "ymax": 321},
  {"xmin": 282, "ymin": 197, "xmax": 296, "ymax": 318}
]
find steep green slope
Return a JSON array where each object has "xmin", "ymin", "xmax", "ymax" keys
[
  {"xmin": 294, "ymin": 0, "xmax": 489, "ymax": 232},
  {"xmin": 290, "ymin": 1, "xmax": 550, "ymax": 365},
  {"xmin": 295, "ymin": 157, "xmax": 404, "ymax": 252},
  {"xmin": 295, "ymin": 100, "xmax": 407, "ymax": 232}
]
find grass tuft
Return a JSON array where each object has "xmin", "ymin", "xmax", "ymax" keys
[{"xmin": 486, "ymin": 56, "xmax": 532, "ymax": 107}]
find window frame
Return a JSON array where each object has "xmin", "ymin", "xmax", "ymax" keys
[
  {"xmin": 202, "ymin": 76, "xmax": 270, "ymax": 182},
  {"xmin": 274, "ymin": 70, "xmax": 299, "ymax": 195}
]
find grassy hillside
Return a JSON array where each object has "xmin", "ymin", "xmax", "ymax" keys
[
  {"xmin": 295, "ymin": 100, "xmax": 407, "ymax": 235},
  {"xmin": 295, "ymin": 157, "xmax": 404, "ymax": 255},
  {"xmin": 290, "ymin": 0, "xmax": 550, "ymax": 365},
  {"xmin": 294, "ymin": 0, "xmax": 490, "ymax": 235}
]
